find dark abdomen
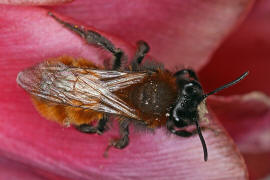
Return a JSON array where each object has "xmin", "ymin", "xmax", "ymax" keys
[{"xmin": 129, "ymin": 76, "xmax": 177, "ymax": 127}]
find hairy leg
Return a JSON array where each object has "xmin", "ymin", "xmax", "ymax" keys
[
  {"xmin": 48, "ymin": 12, "xmax": 123, "ymax": 70},
  {"xmin": 111, "ymin": 118, "xmax": 130, "ymax": 149},
  {"xmin": 76, "ymin": 114, "xmax": 109, "ymax": 135},
  {"xmin": 131, "ymin": 41, "xmax": 150, "ymax": 70},
  {"xmin": 166, "ymin": 119, "xmax": 208, "ymax": 161},
  {"xmin": 104, "ymin": 118, "xmax": 130, "ymax": 157}
]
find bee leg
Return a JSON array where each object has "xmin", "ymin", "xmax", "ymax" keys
[
  {"xmin": 166, "ymin": 119, "xmax": 199, "ymax": 137},
  {"xmin": 76, "ymin": 124, "xmax": 97, "ymax": 133},
  {"xmin": 171, "ymin": 129, "xmax": 197, "ymax": 137},
  {"xmin": 96, "ymin": 114, "xmax": 109, "ymax": 134},
  {"xmin": 174, "ymin": 69, "xmax": 198, "ymax": 80},
  {"xmin": 48, "ymin": 12, "xmax": 123, "ymax": 70},
  {"xmin": 167, "ymin": 119, "xmax": 209, "ymax": 161},
  {"xmin": 103, "ymin": 119, "xmax": 130, "ymax": 157},
  {"xmin": 131, "ymin": 41, "xmax": 150, "ymax": 70},
  {"xmin": 76, "ymin": 114, "xmax": 109, "ymax": 135},
  {"xmin": 111, "ymin": 119, "xmax": 130, "ymax": 149}
]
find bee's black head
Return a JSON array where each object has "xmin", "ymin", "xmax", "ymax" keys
[
  {"xmin": 168, "ymin": 70, "xmax": 249, "ymax": 161},
  {"xmin": 171, "ymin": 79, "xmax": 204, "ymax": 128}
]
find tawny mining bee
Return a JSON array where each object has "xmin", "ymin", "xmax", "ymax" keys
[{"xmin": 16, "ymin": 12, "xmax": 248, "ymax": 161}]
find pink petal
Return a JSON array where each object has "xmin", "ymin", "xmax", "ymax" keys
[
  {"xmin": 46, "ymin": 0, "xmax": 254, "ymax": 70},
  {"xmin": 0, "ymin": 156, "xmax": 69, "ymax": 180},
  {"xmin": 199, "ymin": 0, "xmax": 270, "ymax": 96},
  {"xmin": 0, "ymin": 0, "xmax": 72, "ymax": 6},
  {"xmin": 0, "ymin": 5, "xmax": 135, "ymax": 68},
  {"xmin": 208, "ymin": 92, "xmax": 270, "ymax": 180},
  {"xmin": 208, "ymin": 92, "xmax": 270, "ymax": 153}
]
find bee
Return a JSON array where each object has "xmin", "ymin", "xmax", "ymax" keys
[{"xmin": 16, "ymin": 12, "xmax": 248, "ymax": 161}]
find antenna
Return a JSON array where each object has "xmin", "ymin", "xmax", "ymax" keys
[
  {"xmin": 197, "ymin": 71, "xmax": 249, "ymax": 161},
  {"xmin": 203, "ymin": 71, "xmax": 249, "ymax": 99},
  {"xmin": 195, "ymin": 120, "xmax": 208, "ymax": 161}
]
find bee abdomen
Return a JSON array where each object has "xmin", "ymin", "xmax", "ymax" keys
[{"xmin": 130, "ymin": 80, "xmax": 175, "ymax": 116}]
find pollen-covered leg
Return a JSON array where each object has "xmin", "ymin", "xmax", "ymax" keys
[
  {"xmin": 76, "ymin": 114, "xmax": 109, "ymax": 135},
  {"xmin": 174, "ymin": 69, "xmax": 198, "ymax": 80},
  {"xmin": 131, "ymin": 41, "xmax": 150, "ymax": 70},
  {"xmin": 48, "ymin": 12, "xmax": 123, "ymax": 70}
]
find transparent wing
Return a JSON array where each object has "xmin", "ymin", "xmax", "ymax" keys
[{"xmin": 17, "ymin": 61, "xmax": 147, "ymax": 119}]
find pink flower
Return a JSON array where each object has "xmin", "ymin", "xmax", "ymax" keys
[{"xmin": 0, "ymin": 0, "xmax": 269, "ymax": 179}]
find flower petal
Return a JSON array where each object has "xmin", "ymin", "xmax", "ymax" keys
[
  {"xmin": 243, "ymin": 153, "xmax": 270, "ymax": 180},
  {"xmin": 0, "ymin": 0, "xmax": 72, "ymax": 6},
  {"xmin": 0, "ymin": 156, "xmax": 69, "ymax": 180},
  {"xmin": 199, "ymin": 0, "xmax": 270, "ymax": 96},
  {"xmin": 47, "ymin": 0, "xmax": 254, "ymax": 70},
  {"xmin": 208, "ymin": 92, "xmax": 270, "ymax": 153},
  {"xmin": 0, "ymin": 5, "xmax": 136, "ymax": 68},
  {"xmin": 208, "ymin": 92, "xmax": 270, "ymax": 180}
]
